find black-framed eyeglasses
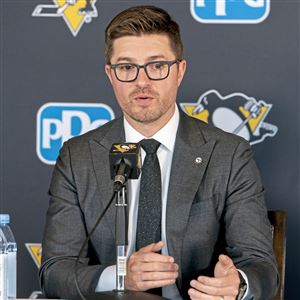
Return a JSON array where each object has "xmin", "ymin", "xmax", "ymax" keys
[{"xmin": 109, "ymin": 60, "xmax": 181, "ymax": 82}]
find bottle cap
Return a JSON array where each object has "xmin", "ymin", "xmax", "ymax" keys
[{"xmin": 0, "ymin": 214, "xmax": 10, "ymax": 224}]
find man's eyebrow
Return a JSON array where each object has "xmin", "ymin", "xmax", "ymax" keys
[
  {"xmin": 114, "ymin": 57, "xmax": 135, "ymax": 63},
  {"xmin": 114, "ymin": 55, "xmax": 168, "ymax": 63},
  {"xmin": 147, "ymin": 55, "xmax": 168, "ymax": 61}
]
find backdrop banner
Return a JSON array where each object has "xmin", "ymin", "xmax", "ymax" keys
[{"xmin": 1, "ymin": 0, "xmax": 299, "ymax": 298}]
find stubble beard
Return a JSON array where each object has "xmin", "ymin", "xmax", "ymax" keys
[
  {"xmin": 123, "ymin": 88, "xmax": 168, "ymax": 124},
  {"xmin": 123, "ymin": 101, "xmax": 166, "ymax": 124}
]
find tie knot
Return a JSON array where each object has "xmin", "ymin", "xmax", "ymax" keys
[{"xmin": 140, "ymin": 139, "xmax": 160, "ymax": 155}]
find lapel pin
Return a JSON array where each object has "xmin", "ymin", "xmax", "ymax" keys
[{"xmin": 195, "ymin": 157, "xmax": 202, "ymax": 164}]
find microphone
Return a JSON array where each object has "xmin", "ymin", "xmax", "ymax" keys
[
  {"xmin": 109, "ymin": 143, "xmax": 142, "ymax": 191},
  {"xmin": 110, "ymin": 143, "xmax": 141, "ymax": 291}
]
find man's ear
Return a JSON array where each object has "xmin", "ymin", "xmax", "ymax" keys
[
  {"xmin": 105, "ymin": 65, "xmax": 113, "ymax": 84},
  {"xmin": 177, "ymin": 59, "xmax": 186, "ymax": 87}
]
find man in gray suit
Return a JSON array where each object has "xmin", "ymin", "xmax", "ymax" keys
[{"xmin": 40, "ymin": 5, "xmax": 278, "ymax": 300}]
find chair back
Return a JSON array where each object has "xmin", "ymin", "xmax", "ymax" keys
[{"xmin": 268, "ymin": 210, "xmax": 287, "ymax": 300}]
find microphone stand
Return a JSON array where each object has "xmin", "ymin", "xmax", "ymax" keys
[
  {"xmin": 79, "ymin": 183, "xmax": 167, "ymax": 300},
  {"xmin": 115, "ymin": 185, "xmax": 128, "ymax": 292}
]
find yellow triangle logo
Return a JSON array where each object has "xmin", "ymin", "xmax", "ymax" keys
[
  {"xmin": 25, "ymin": 243, "xmax": 42, "ymax": 268},
  {"xmin": 57, "ymin": 0, "xmax": 85, "ymax": 33},
  {"xmin": 239, "ymin": 105, "xmax": 269, "ymax": 133},
  {"xmin": 54, "ymin": 0, "xmax": 97, "ymax": 36},
  {"xmin": 182, "ymin": 104, "xmax": 209, "ymax": 123}
]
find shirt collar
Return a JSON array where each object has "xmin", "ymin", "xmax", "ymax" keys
[{"xmin": 124, "ymin": 105, "xmax": 179, "ymax": 152}]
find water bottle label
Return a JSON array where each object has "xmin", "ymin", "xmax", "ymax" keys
[
  {"xmin": 7, "ymin": 252, "xmax": 16, "ymax": 299},
  {"xmin": 117, "ymin": 256, "xmax": 127, "ymax": 276},
  {"xmin": 0, "ymin": 254, "xmax": 7, "ymax": 300}
]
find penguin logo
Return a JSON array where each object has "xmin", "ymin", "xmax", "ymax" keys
[
  {"xmin": 180, "ymin": 90, "xmax": 278, "ymax": 145},
  {"xmin": 32, "ymin": 0, "xmax": 98, "ymax": 37}
]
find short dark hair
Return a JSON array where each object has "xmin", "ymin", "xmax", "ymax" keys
[{"xmin": 104, "ymin": 5, "xmax": 183, "ymax": 63}]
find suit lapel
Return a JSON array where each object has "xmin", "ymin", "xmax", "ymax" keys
[
  {"xmin": 88, "ymin": 118, "xmax": 125, "ymax": 240},
  {"xmin": 166, "ymin": 112, "xmax": 216, "ymax": 289}
]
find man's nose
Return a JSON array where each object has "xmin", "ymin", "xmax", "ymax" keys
[{"xmin": 135, "ymin": 67, "xmax": 151, "ymax": 85}]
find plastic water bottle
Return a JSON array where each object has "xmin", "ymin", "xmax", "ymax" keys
[
  {"xmin": 0, "ymin": 215, "xmax": 17, "ymax": 300},
  {"xmin": 0, "ymin": 229, "xmax": 7, "ymax": 300}
]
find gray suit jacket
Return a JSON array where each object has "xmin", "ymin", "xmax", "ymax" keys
[{"xmin": 40, "ymin": 110, "xmax": 278, "ymax": 299}]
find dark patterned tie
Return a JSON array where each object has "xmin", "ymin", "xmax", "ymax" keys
[{"xmin": 136, "ymin": 138, "xmax": 162, "ymax": 251}]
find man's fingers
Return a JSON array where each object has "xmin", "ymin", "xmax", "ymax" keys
[
  {"xmin": 188, "ymin": 288, "xmax": 215, "ymax": 300},
  {"xmin": 142, "ymin": 252, "xmax": 174, "ymax": 263},
  {"xmin": 131, "ymin": 251, "xmax": 174, "ymax": 264},
  {"xmin": 219, "ymin": 254, "xmax": 233, "ymax": 265},
  {"xmin": 189, "ymin": 287, "xmax": 234, "ymax": 300},
  {"xmin": 126, "ymin": 242, "xmax": 178, "ymax": 292},
  {"xmin": 190, "ymin": 278, "xmax": 239, "ymax": 297},
  {"xmin": 197, "ymin": 274, "xmax": 239, "ymax": 288},
  {"xmin": 214, "ymin": 254, "xmax": 237, "ymax": 277},
  {"xmin": 131, "ymin": 261, "xmax": 179, "ymax": 272},
  {"xmin": 196, "ymin": 276, "xmax": 226, "ymax": 288},
  {"xmin": 137, "ymin": 279, "xmax": 177, "ymax": 290},
  {"xmin": 189, "ymin": 256, "xmax": 240, "ymax": 299},
  {"xmin": 139, "ymin": 271, "xmax": 178, "ymax": 281},
  {"xmin": 134, "ymin": 241, "xmax": 175, "ymax": 263},
  {"xmin": 138, "ymin": 241, "xmax": 164, "ymax": 253},
  {"xmin": 218, "ymin": 254, "xmax": 234, "ymax": 269}
]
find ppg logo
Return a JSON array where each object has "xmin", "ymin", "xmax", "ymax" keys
[
  {"xmin": 190, "ymin": 0, "xmax": 270, "ymax": 24},
  {"xmin": 37, "ymin": 103, "xmax": 115, "ymax": 164}
]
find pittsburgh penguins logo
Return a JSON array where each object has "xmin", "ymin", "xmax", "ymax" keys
[
  {"xmin": 113, "ymin": 144, "xmax": 138, "ymax": 153},
  {"xmin": 180, "ymin": 90, "xmax": 278, "ymax": 145},
  {"xmin": 32, "ymin": 0, "xmax": 98, "ymax": 37}
]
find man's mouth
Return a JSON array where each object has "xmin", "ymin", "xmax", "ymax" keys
[
  {"xmin": 130, "ymin": 88, "xmax": 159, "ymax": 105},
  {"xmin": 134, "ymin": 95, "xmax": 153, "ymax": 100},
  {"xmin": 133, "ymin": 95, "xmax": 154, "ymax": 103}
]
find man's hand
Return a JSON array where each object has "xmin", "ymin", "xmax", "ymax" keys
[
  {"xmin": 188, "ymin": 254, "xmax": 240, "ymax": 300},
  {"xmin": 125, "ymin": 241, "xmax": 179, "ymax": 291}
]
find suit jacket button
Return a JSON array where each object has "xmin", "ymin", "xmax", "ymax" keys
[{"xmin": 195, "ymin": 157, "xmax": 202, "ymax": 164}]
